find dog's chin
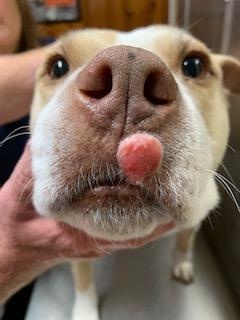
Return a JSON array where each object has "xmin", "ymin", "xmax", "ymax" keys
[
  {"xmin": 38, "ymin": 185, "xmax": 173, "ymax": 240},
  {"xmin": 58, "ymin": 211, "xmax": 165, "ymax": 241}
]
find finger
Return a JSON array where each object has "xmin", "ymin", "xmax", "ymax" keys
[
  {"xmin": 19, "ymin": 217, "xmax": 71, "ymax": 250},
  {"xmin": 3, "ymin": 140, "xmax": 33, "ymax": 198},
  {"xmin": 19, "ymin": 218, "xmax": 100, "ymax": 258}
]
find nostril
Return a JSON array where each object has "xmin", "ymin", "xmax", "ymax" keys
[
  {"xmin": 79, "ymin": 66, "xmax": 112, "ymax": 99},
  {"xmin": 144, "ymin": 72, "xmax": 174, "ymax": 105}
]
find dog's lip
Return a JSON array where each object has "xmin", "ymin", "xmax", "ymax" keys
[{"xmin": 83, "ymin": 184, "xmax": 141, "ymax": 198}]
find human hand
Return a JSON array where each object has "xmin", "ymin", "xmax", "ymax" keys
[{"xmin": 0, "ymin": 141, "xmax": 174, "ymax": 302}]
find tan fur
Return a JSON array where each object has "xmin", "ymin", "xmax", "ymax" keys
[
  {"xmin": 173, "ymin": 227, "xmax": 199, "ymax": 284},
  {"xmin": 71, "ymin": 261, "xmax": 92, "ymax": 291},
  {"xmin": 176, "ymin": 228, "xmax": 196, "ymax": 253}
]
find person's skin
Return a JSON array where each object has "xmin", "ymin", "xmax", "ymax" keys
[
  {"xmin": 0, "ymin": 47, "xmax": 50, "ymax": 125},
  {"xmin": 0, "ymin": 142, "xmax": 175, "ymax": 302},
  {"xmin": 0, "ymin": 0, "xmax": 21, "ymax": 54},
  {"xmin": 0, "ymin": 0, "xmax": 50, "ymax": 125}
]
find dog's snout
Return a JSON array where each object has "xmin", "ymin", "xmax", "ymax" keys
[
  {"xmin": 76, "ymin": 45, "xmax": 178, "ymax": 130},
  {"xmin": 77, "ymin": 65, "xmax": 113, "ymax": 100}
]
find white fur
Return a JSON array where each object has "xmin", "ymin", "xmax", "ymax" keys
[
  {"xmin": 173, "ymin": 260, "xmax": 194, "ymax": 283},
  {"xmin": 72, "ymin": 284, "xmax": 99, "ymax": 320}
]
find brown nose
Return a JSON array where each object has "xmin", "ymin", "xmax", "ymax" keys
[{"xmin": 76, "ymin": 45, "xmax": 178, "ymax": 131}]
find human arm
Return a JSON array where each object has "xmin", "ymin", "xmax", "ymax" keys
[{"xmin": 0, "ymin": 47, "xmax": 50, "ymax": 125}]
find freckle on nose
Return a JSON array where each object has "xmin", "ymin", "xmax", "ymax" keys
[{"xmin": 128, "ymin": 52, "xmax": 136, "ymax": 60}]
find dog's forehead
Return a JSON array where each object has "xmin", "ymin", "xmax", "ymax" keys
[
  {"xmin": 60, "ymin": 28, "xmax": 117, "ymax": 65},
  {"xmin": 58, "ymin": 25, "xmax": 210, "ymax": 67}
]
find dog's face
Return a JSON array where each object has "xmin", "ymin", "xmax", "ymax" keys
[{"xmin": 31, "ymin": 25, "xmax": 240, "ymax": 240}]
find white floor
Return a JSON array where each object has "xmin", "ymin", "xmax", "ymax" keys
[{"xmin": 25, "ymin": 234, "xmax": 239, "ymax": 320}]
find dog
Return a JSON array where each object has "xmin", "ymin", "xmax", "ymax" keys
[{"xmin": 30, "ymin": 25, "xmax": 240, "ymax": 320}]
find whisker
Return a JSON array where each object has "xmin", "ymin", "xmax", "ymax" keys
[
  {"xmin": 207, "ymin": 170, "xmax": 240, "ymax": 213},
  {"xmin": 212, "ymin": 170, "xmax": 240, "ymax": 195},
  {"xmin": 16, "ymin": 177, "xmax": 34, "ymax": 212},
  {"xmin": 0, "ymin": 132, "xmax": 30, "ymax": 147},
  {"xmin": 0, "ymin": 124, "xmax": 30, "ymax": 138},
  {"xmin": 0, "ymin": 125, "xmax": 30, "ymax": 145},
  {"xmin": 90, "ymin": 153, "xmax": 98, "ymax": 185},
  {"xmin": 193, "ymin": 170, "xmax": 199, "ymax": 196},
  {"xmin": 213, "ymin": 208, "xmax": 222, "ymax": 217},
  {"xmin": 91, "ymin": 236, "xmax": 112, "ymax": 255},
  {"xmin": 207, "ymin": 215, "xmax": 214, "ymax": 231},
  {"xmin": 219, "ymin": 178, "xmax": 240, "ymax": 212},
  {"xmin": 227, "ymin": 144, "xmax": 237, "ymax": 153},
  {"xmin": 220, "ymin": 162, "xmax": 236, "ymax": 187},
  {"xmin": 186, "ymin": 16, "xmax": 207, "ymax": 32}
]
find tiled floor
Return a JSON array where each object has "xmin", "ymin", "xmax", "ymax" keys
[{"xmin": 26, "ymin": 233, "xmax": 239, "ymax": 320}]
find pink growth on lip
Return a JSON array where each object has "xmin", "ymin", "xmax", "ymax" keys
[{"xmin": 117, "ymin": 133, "xmax": 163, "ymax": 184}]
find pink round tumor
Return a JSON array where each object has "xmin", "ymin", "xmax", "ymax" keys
[{"xmin": 117, "ymin": 133, "xmax": 163, "ymax": 184}]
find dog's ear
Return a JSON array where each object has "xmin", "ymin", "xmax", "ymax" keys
[{"xmin": 213, "ymin": 54, "xmax": 240, "ymax": 94}]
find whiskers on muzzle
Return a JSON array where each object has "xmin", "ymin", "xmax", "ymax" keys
[
  {"xmin": 206, "ymin": 167, "xmax": 240, "ymax": 214},
  {"xmin": 45, "ymin": 161, "xmax": 169, "ymax": 237}
]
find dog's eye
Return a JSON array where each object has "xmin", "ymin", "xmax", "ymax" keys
[
  {"xmin": 49, "ymin": 57, "xmax": 69, "ymax": 79},
  {"xmin": 182, "ymin": 56, "xmax": 204, "ymax": 78}
]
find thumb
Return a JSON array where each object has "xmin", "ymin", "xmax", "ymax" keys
[
  {"xmin": 19, "ymin": 217, "xmax": 66, "ymax": 251},
  {"xmin": 19, "ymin": 217, "xmax": 91, "ymax": 258},
  {"xmin": 2, "ymin": 140, "xmax": 33, "ymax": 199}
]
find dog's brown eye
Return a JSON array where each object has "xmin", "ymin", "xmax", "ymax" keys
[
  {"xmin": 49, "ymin": 57, "xmax": 69, "ymax": 79},
  {"xmin": 182, "ymin": 56, "xmax": 204, "ymax": 78}
]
